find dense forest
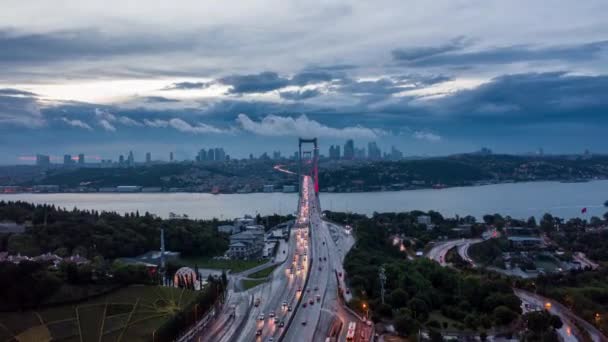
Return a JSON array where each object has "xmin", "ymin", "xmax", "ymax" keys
[
  {"xmin": 0, "ymin": 201, "xmax": 229, "ymax": 259},
  {"xmin": 342, "ymin": 214, "xmax": 522, "ymax": 337}
]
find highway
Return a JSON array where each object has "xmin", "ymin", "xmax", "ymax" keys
[
  {"xmin": 515, "ymin": 289, "xmax": 606, "ymax": 342},
  {"xmin": 200, "ymin": 171, "xmax": 368, "ymax": 342},
  {"xmin": 426, "ymin": 238, "xmax": 481, "ymax": 266}
]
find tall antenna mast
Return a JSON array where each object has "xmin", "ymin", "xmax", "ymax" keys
[{"xmin": 379, "ymin": 265, "xmax": 387, "ymax": 304}]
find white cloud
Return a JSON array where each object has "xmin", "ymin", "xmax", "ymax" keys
[
  {"xmin": 236, "ymin": 113, "xmax": 384, "ymax": 138},
  {"xmin": 117, "ymin": 116, "xmax": 142, "ymax": 126},
  {"xmin": 168, "ymin": 118, "xmax": 227, "ymax": 134},
  {"xmin": 142, "ymin": 117, "xmax": 227, "ymax": 134},
  {"xmin": 99, "ymin": 119, "xmax": 116, "ymax": 132},
  {"xmin": 143, "ymin": 119, "xmax": 169, "ymax": 128},
  {"xmin": 94, "ymin": 108, "xmax": 117, "ymax": 121},
  {"xmin": 61, "ymin": 117, "xmax": 92, "ymax": 130},
  {"xmin": 413, "ymin": 130, "xmax": 441, "ymax": 142}
]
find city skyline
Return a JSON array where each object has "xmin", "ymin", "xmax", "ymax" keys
[{"xmin": 1, "ymin": 1, "xmax": 608, "ymax": 163}]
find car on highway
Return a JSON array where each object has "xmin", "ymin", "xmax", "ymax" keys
[
  {"xmin": 256, "ymin": 329, "xmax": 262, "ymax": 336},
  {"xmin": 269, "ymin": 311, "xmax": 275, "ymax": 318},
  {"xmin": 314, "ymin": 286, "xmax": 318, "ymax": 291},
  {"xmin": 282, "ymin": 301, "xmax": 287, "ymax": 307},
  {"xmin": 279, "ymin": 320, "xmax": 285, "ymax": 327},
  {"xmin": 288, "ymin": 305, "xmax": 293, "ymax": 311},
  {"xmin": 301, "ymin": 321, "xmax": 307, "ymax": 326},
  {"xmin": 258, "ymin": 313, "xmax": 265, "ymax": 321},
  {"xmin": 254, "ymin": 298, "xmax": 261, "ymax": 307},
  {"xmin": 268, "ymin": 338, "xmax": 274, "ymax": 342},
  {"xmin": 309, "ymin": 298, "xmax": 314, "ymax": 305},
  {"xmin": 316, "ymin": 294, "xmax": 321, "ymax": 302},
  {"xmin": 302, "ymin": 302, "xmax": 307, "ymax": 308},
  {"xmin": 274, "ymin": 317, "xmax": 279, "ymax": 324}
]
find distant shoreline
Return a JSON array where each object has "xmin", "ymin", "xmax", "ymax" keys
[{"xmin": 2, "ymin": 177, "xmax": 607, "ymax": 196}]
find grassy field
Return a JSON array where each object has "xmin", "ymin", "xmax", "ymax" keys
[
  {"xmin": 242, "ymin": 279, "xmax": 267, "ymax": 290},
  {"xmin": 248, "ymin": 264, "xmax": 280, "ymax": 279},
  {"xmin": 0, "ymin": 286, "xmax": 197, "ymax": 342},
  {"xmin": 178, "ymin": 256, "xmax": 266, "ymax": 272}
]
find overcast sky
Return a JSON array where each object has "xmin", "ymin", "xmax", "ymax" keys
[{"xmin": 1, "ymin": 0, "xmax": 608, "ymax": 164}]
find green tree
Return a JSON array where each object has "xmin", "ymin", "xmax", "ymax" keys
[
  {"xmin": 390, "ymin": 288, "xmax": 409, "ymax": 308},
  {"xmin": 394, "ymin": 312, "xmax": 417, "ymax": 336},
  {"xmin": 493, "ymin": 306, "xmax": 518, "ymax": 326}
]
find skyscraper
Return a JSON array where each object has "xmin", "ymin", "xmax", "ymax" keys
[
  {"xmin": 127, "ymin": 151, "xmax": 134, "ymax": 166},
  {"xmin": 367, "ymin": 142, "xmax": 381, "ymax": 160},
  {"xmin": 64, "ymin": 154, "xmax": 72, "ymax": 165},
  {"xmin": 78, "ymin": 153, "xmax": 85, "ymax": 165},
  {"xmin": 343, "ymin": 139, "xmax": 354, "ymax": 160},
  {"xmin": 146, "ymin": 152, "xmax": 151, "ymax": 164},
  {"xmin": 214, "ymin": 147, "xmax": 225, "ymax": 161},
  {"xmin": 197, "ymin": 149, "xmax": 207, "ymax": 162},
  {"xmin": 329, "ymin": 145, "xmax": 341, "ymax": 160},
  {"xmin": 169, "ymin": 152, "xmax": 174, "ymax": 162},
  {"xmin": 36, "ymin": 154, "xmax": 51, "ymax": 168}
]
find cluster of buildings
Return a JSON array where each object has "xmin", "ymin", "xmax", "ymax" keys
[
  {"xmin": 328, "ymin": 139, "xmax": 404, "ymax": 161},
  {"xmin": 219, "ymin": 216, "xmax": 289, "ymax": 260},
  {"xmin": 196, "ymin": 147, "xmax": 228, "ymax": 162}
]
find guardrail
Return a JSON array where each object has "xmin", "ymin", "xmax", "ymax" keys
[{"xmin": 279, "ymin": 199, "xmax": 315, "ymax": 341}]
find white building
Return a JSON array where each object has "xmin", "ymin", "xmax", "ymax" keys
[{"xmin": 217, "ymin": 225, "xmax": 238, "ymax": 234}]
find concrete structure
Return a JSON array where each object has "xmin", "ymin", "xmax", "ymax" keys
[
  {"xmin": 508, "ymin": 236, "xmax": 543, "ymax": 248},
  {"xmin": 282, "ymin": 185, "xmax": 296, "ymax": 193},
  {"xmin": 116, "ymin": 185, "xmax": 142, "ymax": 192},
  {"xmin": 417, "ymin": 215, "xmax": 432, "ymax": 225},
  {"xmin": 227, "ymin": 227, "xmax": 264, "ymax": 259},
  {"xmin": 217, "ymin": 224, "xmax": 238, "ymax": 234},
  {"xmin": 263, "ymin": 184, "xmax": 274, "ymax": 192}
]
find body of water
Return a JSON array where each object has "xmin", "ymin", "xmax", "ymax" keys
[{"xmin": 1, "ymin": 180, "xmax": 607, "ymax": 220}]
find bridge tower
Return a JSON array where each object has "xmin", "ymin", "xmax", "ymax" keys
[{"xmin": 298, "ymin": 138, "xmax": 319, "ymax": 194}]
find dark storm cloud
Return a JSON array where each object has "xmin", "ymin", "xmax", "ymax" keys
[
  {"xmin": 221, "ymin": 72, "xmax": 290, "ymax": 94},
  {"xmin": 161, "ymin": 81, "xmax": 213, "ymax": 90},
  {"xmin": 391, "ymin": 36, "xmax": 470, "ymax": 62},
  {"xmin": 427, "ymin": 72, "xmax": 608, "ymax": 119},
  {"xmin": 290, "ymin": 71, "xmax": 334, "ymax": 86},
  {"xmin": 219, "ymin": 70, "xmax": 337, "ymax": 95},
  {"xmin": 0, "ymin": 88, "xmax": 38, "ymax": 96},
  {"xmin": 0, "ymin": 28, "xmax": 195, "ymax": 64},
  {"xmin": 393, "ymin": 39, "xmax": 608, "ymax": 67},
  {"xmin": 279, "ymin": 89, "xmax": 321, "ymax": 100},
  {"xmin": 0, "ymin": 94, "xmax": 43, "ymax": 127}
]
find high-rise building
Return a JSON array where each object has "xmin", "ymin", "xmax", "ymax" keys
[
  {"xmin": 329, "ymin": 145, "xmax": 341, "ymax": 160},
  {"xmin": 343, "ymin": 139, "xmax": 354, "ymax": 160},
  {"xmin": 214, "ymin": 147, "xmax": 226, "ymax": 161},
  {"xmin": 78, "ymin": 153, "xmax": 85, "ymax": 165},
  {"xmin": 390, "ymin": 146, "xmax": 403, "ymax": 160},
  {"xmin": 146, "ymin": 152, "xmax": 151, "ymax": 164},
  {"xmin": 127, "ymin": 151, "xmax": 134, "ymax": 166},
  {"xmin": 207, "ymin": 148, "xmax": 215, "ymax": 161},
  {"xmin": 169, "ymin": 152, "xmax": 174, "ymax": 162},
  {"xmin": 197, "ymin": 149, "xmax": 207, "ymax": 162},
  {"xmin": 367, "ymin": 142, "xmax": 381, "ymax": 160},
  {"xmin": 36, "ymin": 154, "xmax": 51, "ymax": 168},
  {"xmin": 273, "ymin": 151, "xmax": 281, "ymax": 160},
  {"xmin": 64, "ymin": 154, "xmax": 72, "ymax": 165},
  {"xmin": 119, "ymin": 155, "xmax": 125, "ymax": 165}
]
